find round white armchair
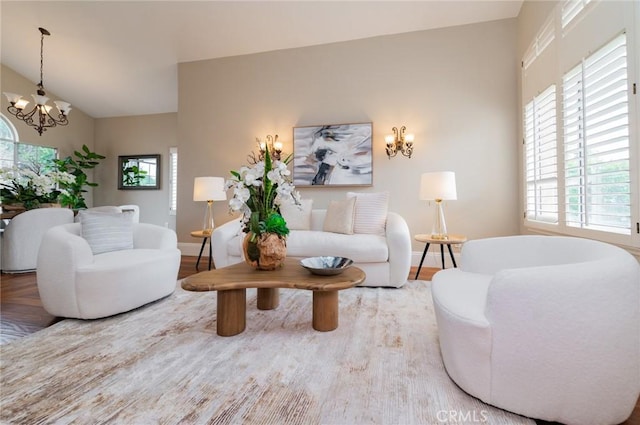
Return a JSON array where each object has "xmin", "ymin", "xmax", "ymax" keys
[
  {"xmin": 432, "ymin": 235, "xmax": 640, "ymax": 425},
  {"xmin": 37, "ymin": 222, "xmax": 181, "ymax": 319}
]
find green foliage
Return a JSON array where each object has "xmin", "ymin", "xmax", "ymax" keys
[
  {"xmin": 262, "ymin": 213, "xmax": 289, "ymax": 236},
  {"xmin": 122, "ymin": 164, "xmax": 148, "ymax": 186},
  {"xmin": 53, "ymin": 144, "xmax": 105, "ymax": 209}
]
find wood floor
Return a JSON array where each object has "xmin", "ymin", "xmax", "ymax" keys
[{"xmin": 1, "ymin": 257, "xmax": 638, "ymax": 425}]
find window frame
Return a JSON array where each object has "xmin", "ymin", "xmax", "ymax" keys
[{"xmin": 0, "ymin": 113, "xmax": 58, "ymax": 171}]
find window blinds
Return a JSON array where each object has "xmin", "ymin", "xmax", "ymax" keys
[
  {"xmin": 525, "ymin": 85, "xmax": 558, "ymax": 224},
  {"xmin": 563, "ymin": 33, "xmax": 631, "ymax": 234}
]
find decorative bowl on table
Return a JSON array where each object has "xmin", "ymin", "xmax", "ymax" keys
[{"xmin": 300, "ymin": 256, "xmax": 354, "ymax": 276}]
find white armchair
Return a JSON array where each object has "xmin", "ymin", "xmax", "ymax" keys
[
  {"xmin": 1, "ymin": 207, "xmax": 74, "ymax": 273},
  {"xmin": 37, "ymin": 222, "xmax": 181, "ymax": 319},
  {"xmin": 432, "ymin": 235, "xmax": 640, "ymax": 425},
  {"xmin": 74, "ymin": 205, "xmax": 140, "ymax": 223}
]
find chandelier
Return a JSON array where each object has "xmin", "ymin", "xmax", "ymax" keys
[{"xmin": 4, "ymin": 27, "xmax": 71, "ymax": 136}]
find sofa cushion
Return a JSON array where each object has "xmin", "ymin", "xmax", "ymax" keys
[
  {"xmin": 79, "ymin": 210, "xmax": 134, "ymax": 255},
  {"xmin": 227, "ymin": 230, "xmax": 388, "ymax": 263},
  {"xmin": 280, "ymin": 199, "xmax": 313, "ymax": 230},
  {"xmin": 323, "ymin": 197, "xmax": 355, "ymax": 234},
  {"xmin": 346, "ymin": 191, "xmax": 389, "ymax": 235}
]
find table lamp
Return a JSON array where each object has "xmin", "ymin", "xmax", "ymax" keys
[
  {"xmin": 420, "ymin": 171, "xmax": 457, "ymax": 240},
  {"xmin": 193, "ymin": 177, "xmax": 227, "ymax": 235}
]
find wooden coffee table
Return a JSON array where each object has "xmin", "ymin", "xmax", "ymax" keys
[{"xmin": 182, "ymin": 258, "xmax": 365, "ymax": 336}]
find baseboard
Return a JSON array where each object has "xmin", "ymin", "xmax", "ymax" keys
[{"xmin": 179, "ymin": 242, "xmax": 209, "ymax": 257}]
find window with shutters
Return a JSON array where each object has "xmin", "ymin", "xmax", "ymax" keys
[
  {"xmin": 521, "ymin": 1, "xmax": 638, "ymax": 249},
  {"xmin": 169, "ymin": 147, "xmax": 178, "ymax": 215},
  {"xmin": 562, "ymin": 0, "xmax": 594, "ymax": 32},
  {"xmin": 523, "ymin": 13, "xmax": 555, "ymax": 71},
  {"xmin": 563, "ymin": 33, "xmax": 631, "ymax": 235},
  {"xmin": 525, "ymin": 86, "xmax": 558, "ymax": 224}
]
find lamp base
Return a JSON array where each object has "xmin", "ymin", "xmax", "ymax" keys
[
  {"xmin": 202, "ymin": 200, "xmax": 214, "ymax": 235},
  {"xmin": 430, "ymin": 200, "xmax": 449, "ymax": 240}
]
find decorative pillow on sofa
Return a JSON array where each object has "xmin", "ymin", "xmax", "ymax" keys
[
  {"xmin": 280, "ymin": 199, "xmax": 313, "ymax": 230},
  {"xmin": 346, "ymin": 191, "xmax": 389, "ymax": 235},
  {"xmin": 79, "ymin": 210, "xmax": 134, "ymax": 255},
  {"xmin": 323, "ymin": 197, "xmax": 356, "ymax": 235}
]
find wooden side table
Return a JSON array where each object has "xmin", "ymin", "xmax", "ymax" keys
[
  {"xmin": 414, "ymin": 234, "xmax": 467, "ymax": 279},
  {"xmin": 190, "ymin": 230, "xmax": 213, "ymax": 271}
]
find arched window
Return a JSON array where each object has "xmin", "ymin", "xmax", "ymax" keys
[
  {"xmin": 0, "ymin": 114, "xmax": 19, "ymax": 168},
  {"xmin": 0, "ymin": 113, "xmax": 57, "ymax": 169}
]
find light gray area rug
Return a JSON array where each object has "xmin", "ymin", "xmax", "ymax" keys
[{"xmin": 0, "ymin": 280, "xmax": 534, "ymax": 425}]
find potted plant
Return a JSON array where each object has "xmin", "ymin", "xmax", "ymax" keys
[{"xmin": 226, "ymin": 146, "xmax": 300, "ymax": 270}]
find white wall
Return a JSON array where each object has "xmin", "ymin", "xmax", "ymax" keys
[{"xmin": 177, "ymin": 19, "xmax": 520, "ymax": 250}]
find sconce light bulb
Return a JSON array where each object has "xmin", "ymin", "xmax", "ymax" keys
[{"xmin": 405, "ymin": 134, "xmax": 415, "ymax": 143}]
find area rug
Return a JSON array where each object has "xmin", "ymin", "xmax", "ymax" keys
[{"xmin": 0, "ymin": 280, "xmax": 534, "ymax": 424}]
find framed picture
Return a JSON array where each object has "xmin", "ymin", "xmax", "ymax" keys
[
  {"xmin": 292, "ymin": 122, "xmax": 373, "ymax": 187},
  {"xmin": 118, "ymin": 154, "xmax": 161, "ymax": 190}
]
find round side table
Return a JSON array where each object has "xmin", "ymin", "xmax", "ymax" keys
[
  {"xmin": 414, "ymin": 234, "xmax": 467, "ymax": 279},
  {"xmin": 191, "ymin": 230, "xmax": 213, "ymax": 271}
]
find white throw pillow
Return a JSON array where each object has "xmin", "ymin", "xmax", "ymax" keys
[
  {"xmin": 280, "ymin": 199, "xmax": 313, "ymax": 230},
  {"xmin": 79, "ymin": 210, "xmax": 134, "ymax": 255},
  {"xmin": 346, "ymin": 191, "xmax": 389, "ymax": 235},
  {"xmin": 323, "ymin": 197, "xmax": 356, "ymax": 235}
]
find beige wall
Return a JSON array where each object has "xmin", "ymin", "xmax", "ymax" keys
[
  {"xmin": 94, "ymin": 114, "xmax": 177, "ymax": 228},
  {"xmin": 1, "ymin": 64, "xmax": 97, "ymax": 204},
  {"xmin": 177, "ymin": 19, "xmax": 520, "ymax": 250}
]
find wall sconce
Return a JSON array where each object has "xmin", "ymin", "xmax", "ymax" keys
[
  {"xmin": 256, "ymin": 134, "xmax": 283, "ymax": 161},
  {"xmin": 385, "ymin": 126, "xmax": 414, "ymax": 159}
]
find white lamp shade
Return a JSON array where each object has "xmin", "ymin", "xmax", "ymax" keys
[
  {"xmin": 193, "ymin": 177, "xmax": 226, "ymax": 202},
  {"xmin": 420, "ymin": 171, "xmax": 457, "ymax": 201},
  {"xmin": 31, "ymin": 94, "xmax": 49, "ymax": 106},
  {"xmin": 54, "ymin": 100, "xmax": 72, "ymax": 115}
]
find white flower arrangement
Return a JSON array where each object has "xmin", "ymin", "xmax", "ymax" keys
[
  {"xmin": 225, "ymin": 146, "xmax": 300, "ymax": 237},
  {"xmin": 0, "ymin": 166, "xmax": 75, "ymax": 210}
]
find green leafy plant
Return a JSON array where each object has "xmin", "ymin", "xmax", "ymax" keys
[
  {"xmin": 122, "ymin": 164, "xmax": 148, "ymax": 186},
  {"xmin": 53, "ymin": 144, "xmax": 105, "ymax": 209}
]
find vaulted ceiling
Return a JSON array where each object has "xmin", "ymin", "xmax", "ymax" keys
[{"xmin": 1, "ymin": 1, "xmax": 522, "ymax": 118}]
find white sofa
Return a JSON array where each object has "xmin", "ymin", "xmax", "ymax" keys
[
  {"xmin": 212, "ymin": 209, "xmax": 411, "ymax": 287},
  {"xmin": 432, "ymin": 235, "xmax": 640, "ymax": 425},
  {"xmin": 37, "ymin": 222, "xmax": 181, "ymax": 319},
  {"xmin": 1, "ymin": 207, "xmax": 74, "ymax": 273}
]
